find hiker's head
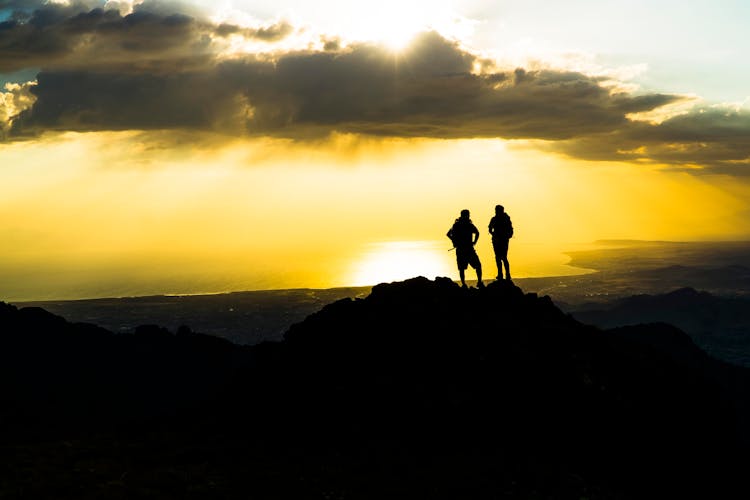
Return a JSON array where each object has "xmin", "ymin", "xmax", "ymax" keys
[
  {"xmin": 495, "ymin": 204, "xmax": 504, "ymax": 214},
  {"xmin": 460, "ymin": 209, "xmax": 470, "ymax": 219}
]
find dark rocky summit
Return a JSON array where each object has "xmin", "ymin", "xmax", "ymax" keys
[{"xmin": 1, "ymin": 277, "xmax": 748, "ymax": 499}]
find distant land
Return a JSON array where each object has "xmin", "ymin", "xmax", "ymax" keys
[
  {"xmin": 568, "ymin": 287, "xmax": 750, "ymax": 368},
  {"xmin": 518, "ymin": 239, "xmax": 750, "ymax": 306}
]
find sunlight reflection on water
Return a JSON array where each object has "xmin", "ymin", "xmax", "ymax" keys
[
  {"xmin": 350, "ymin": 241, "xmax": 455, "ymax": 286},
  {"xmin": 348, "ymin": 240, "xmax": 596, "ymax": 286}
]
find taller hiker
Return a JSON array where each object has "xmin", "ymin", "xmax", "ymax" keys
[
  {"xmin": 447, "ymin": 209, "xmax": 483, "ymax": 288},
  {"xmin": 488, "ymin": 204, "xmax": 513, "ymax": 281}
]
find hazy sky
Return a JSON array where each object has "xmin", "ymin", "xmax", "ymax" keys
[{"xmin": 1, "ymin": 0, "xmax": 749, "ymax": 300}]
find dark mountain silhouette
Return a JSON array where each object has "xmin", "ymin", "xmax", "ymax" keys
[
  {"xmin": 571, "ymin": 287, "xmax": 750, "ymax": 367},
  {"xmin": 0, "ymin": 302, "xmax": 248, "ymax": 436},
  {"xmin": 1, "ymin": 278, "xmax": 748, "ymax": 499},
  {"xmin": 17, "ymin": 286, "xmax": 371, "ymax": 344}
]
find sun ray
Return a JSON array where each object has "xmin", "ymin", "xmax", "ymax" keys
[{"xmin": 351, "ymin": 241, "xmax": 454, "ymax": 286}]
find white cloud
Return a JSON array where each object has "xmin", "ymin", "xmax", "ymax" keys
[{"xmin": 0, "ymin": 81, "xmax": 36, "ymax": 136}]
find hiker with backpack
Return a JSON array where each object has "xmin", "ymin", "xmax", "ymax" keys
[
  {"xmin": 488, "ymin": 204, "xmax": 513, "ymax": 281},
  {"xmin": 447, "ymin": 209, "xmax": 484, "ymax": 289}
]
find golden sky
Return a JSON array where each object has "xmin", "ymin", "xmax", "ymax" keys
[{"xmin": 1, "ymin": 1, "xmax": 750, "ymax": 300}]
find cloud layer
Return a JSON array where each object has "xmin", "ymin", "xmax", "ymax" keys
[{"xmin": 2, "ymin": 1, "xmax": 749, "ymax": 173}]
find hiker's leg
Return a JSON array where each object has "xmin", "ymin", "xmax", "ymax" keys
[
  {"xmin": 493, "ymin": 241, "xmax": 504, "ymax": 279},
  {"xmin": 502, "ymin": 241, "xmax": 511, "ymax": 280}
]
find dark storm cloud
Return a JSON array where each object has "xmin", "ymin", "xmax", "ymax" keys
[
  {"xmin": 2, "ymin": 3, "xmax": 749, "ymax": 173},
  {"xmin": 0, "ymin": 1, "xmax": 292, "ymax": 73},
  {"xmin": 11, "ymin": 70, "xmax": 238, "ymax": 132},
  {"xmin": 556, "ymin": 108, "xmax": 750, "ymax": 174},
  {"xmin": 215, "ymin": 20, "xmax": 294, "ymax": 41},
  {"xmin": 10, "ymin": 31, "xmax": 686, "ymax": 140}
]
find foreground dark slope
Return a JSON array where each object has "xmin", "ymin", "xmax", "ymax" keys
[{"xmin": 1, "ymin": 277, "xmax": 748, "ymax": 499}]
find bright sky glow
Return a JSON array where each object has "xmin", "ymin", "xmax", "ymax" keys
[
  {"xmin": 2, "ymin": 131, "xmax": 748, "ymax": 300},
  {"xmin": 220, "ymin": 0, "xmax": 750, "ymax": 103},
  {"xmin": 226, "ymin": 0, "xmax": 470, "ymax": 44}
]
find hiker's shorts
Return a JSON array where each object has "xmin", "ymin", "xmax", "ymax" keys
[{"xmin": 456, "ymin": 246, "xmax": 481, "ymax": 270}]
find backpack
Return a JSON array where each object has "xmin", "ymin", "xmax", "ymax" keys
[
  {"xmin": 493, "ymin": 213, "xmax": 513, "ymax": 239},
  {"xmin": 504, "ymin": 214, "xmax": 514, "ymax": 238}
]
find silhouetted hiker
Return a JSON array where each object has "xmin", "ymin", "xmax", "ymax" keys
[
  {"xmin": 488, "ymin": 204, "xmax": 513, "ymax": 281},
  {"xmin": 447, "ymin": 209, "xmax": 483, "ymax": 288}
]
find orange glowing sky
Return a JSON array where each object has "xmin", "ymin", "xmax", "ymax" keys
[{"xmin": 1, "ymin": 1, "xmax": 750, "ymax": 300}]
